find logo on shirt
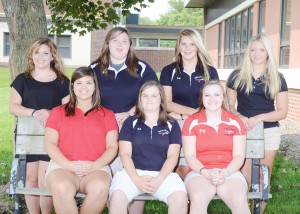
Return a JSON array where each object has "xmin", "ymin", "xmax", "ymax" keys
[
  {"xmin": 177, "ymin": 77, "xmax": 181, "ymax": 79},
  {"xmin": 224, "ymin": 128, "xmax": 234, "ymax": 136},
  {"xmin": 199, "ymin": 129, "xmax": 206, "ymax": 133},
  {"xmin": 137, "ymin": 128, "xmax": 142, "ymax": 131},
  {"xmin": 194, "ymin": 76, "xmax": 204, "ymax": 82},
  {"xmin": 158, "ymin": 129, "xmax": 169, "ymax": 136}
]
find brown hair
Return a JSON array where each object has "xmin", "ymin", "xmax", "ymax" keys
[{"xmin": 65, "ymin": 67, "xmax": 101, "ymax": 117}]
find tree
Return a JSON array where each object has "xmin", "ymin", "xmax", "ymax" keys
[
  {"xmin": 158, "ymin": 0, "xmax": 203, "ymax": 26},
  {"xmin": 1, "ymin": 0, "xmax": 154, "ymax": 79}
]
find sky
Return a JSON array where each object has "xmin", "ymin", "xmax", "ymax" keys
[{"xmin": 131, "ymin": 0, "xmax": 170, "ymax": 20}]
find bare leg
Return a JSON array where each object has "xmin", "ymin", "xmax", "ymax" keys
[
  {"xmin": 79, "ymin": 170, "xmax": 111, "ymax": 214},
  {"xmin": 25, "ymin": 162, "xmax": 40, "ymax": 214},
  {"xmin": 110, "ymin": 190, "xmax": 129, "ymax": 214},
  {"xmin": 186, "ymin": 176, "xmax": 216, "ymax": 214},
  {"xmin": 217, "ymin": 179, "xmax": 250, "ymax": 214},
  {"xmin": 167, "ymin": 191, "xmax": 188, "ymax": 214},
  {"xmin": 128, "ymin": 201, "xmax": 145, "ymax": 214},
  {"xmin": 38, "ymin": 161, "xmax": 53, "ymax": 214},
  {"xmin": 260, "ymin": 150, "xmax": 277, "ymax": 214},
  {"xmin": 241, "ymin": 158, "xmax": 252, "ymax": 189},
  {"xmin": 46, "ymin": 169, "xmax": 79, "ymax": 214}
]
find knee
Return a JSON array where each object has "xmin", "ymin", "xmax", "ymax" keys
[
  {"xmin": 25, "ymin": 174, "xmax": 38, "ymax": 188},
  {"xmin": 51, "ymin": 180, "xmax": 76, "ymax": 200},
  {"xmin": 86, "ymin": 180, "xmax": 109, "ymax": 200},
  {"xmin": 110, "ymin": 190, "xmax": 128, "ymax": 208},
  {"xmin": 168, "ymin": 191, "xmax": 188, "ymax": 208}
]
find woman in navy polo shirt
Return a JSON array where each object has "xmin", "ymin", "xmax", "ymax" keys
[
  {"xmin": 90, "ymin": 27, "xmax": 158, "ymax": 128},
  {"xmin": 160, "ymin": 28, "xmax": 219, "ymax": 179},
  {"xmin": 226, "ymin": 35, "xmax": 288, "ymax": 213},
  {"xmin": 109, "ymin": 81, "xmax": 188, "ymax": 214}
]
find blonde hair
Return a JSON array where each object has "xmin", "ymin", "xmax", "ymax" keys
[
  {"xmin": 232, "ymin": 35, "xmax": 281, "ymax": 99},
  {"xmin": 93, "ymin": 27, "xmax": 138, "ymax": 77},
  {"xmin": 174, "ymin": 28, "xmax": 214, "ymax": 80},
  {"xmin": 198, "ymin": 80, "xmax": 229, "ymax": 111},
  {"xmin": 25, "ymin": 38, "xmax": 66, "ymax": 81}
]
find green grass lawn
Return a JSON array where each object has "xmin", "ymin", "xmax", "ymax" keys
[{"xmin": 0, "ymin": 67, "xmax": 299, "ymax": 213}]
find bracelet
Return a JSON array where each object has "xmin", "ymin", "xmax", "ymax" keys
[
  {"xmin": 180, "ymin": 114, "xmax": 183, "ymax": 120},
  {"xmin": 31, "ymin": 109, "xmax": 37, "ymax": 117},
  {"xmin": 199, "ymin": 167, "xmax": 206, "ymax": 175}
]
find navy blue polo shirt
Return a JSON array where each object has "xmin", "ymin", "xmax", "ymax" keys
[
  {"xmin": 160, "ymin": 62, "xmax": 219, "ymax": 108},
  {"xmin": 90, "ymin": 60, "xmax": 158, "ymax": 113},
  {"xmin": 227, "ymin": 70, "xmax": 288, "ymax": 128},
  {"xmin": 119, "ymin": 116, "xmax": 182, "ymax": 171}
]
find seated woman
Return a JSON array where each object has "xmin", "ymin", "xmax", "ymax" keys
[
  {"xmin": 182, "ymin": 80, "xmax": 250, "ymax": 214},
  {"xmin": 44, "ymin": 67, "xmax": 118, "ymax": 213},
  {"xmin": 109, "ymin": 81, "xmax": 188, "ymax": 214}
]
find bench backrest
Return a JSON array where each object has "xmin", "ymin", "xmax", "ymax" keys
[{"xmin": 14, "ymin": 116, "xmax": 264, "ymax": 158}]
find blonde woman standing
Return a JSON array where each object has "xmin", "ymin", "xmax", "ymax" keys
[{"xmin": 226, "ymin": 35, "xmax": 288, "ymax": 213}]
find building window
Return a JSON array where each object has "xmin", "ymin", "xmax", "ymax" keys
[
  {"xmin": 218, "ymin": 23, "xmax": 222, "ymax": 68},
  {"xmin": 280, "ymin": 0, "xmax": 291, "ymax": 67},
  {"xmin": 3, "ymin": 32, "xmax": 10, "ymax": 56},
  {"xmin": 223, "ymin": 7, "xmax": 253, "ymax": 68},
  {"xmin": 160, "ymin": 39, "xmax": 176, "ymax": 48},
  {"xmin": 49, "ymin": 35, "xmax": 71, "ymax": 58},
  {"xmin": 139, "ymin": 38, "xmax": 158, "ymax": 47},
  {"xmin": 258, "ymin": 1, "xmax": 266, "ymax": 34}
]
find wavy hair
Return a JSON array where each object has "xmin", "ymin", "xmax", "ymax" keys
[
  {"xmin": 24, "ymin": 38, "xmax": 66, "ymax": 81},
  {"xmin": 174, "ymin": 28, "xmax": 214, "ymax": 79},
  {"xmin": 135, "ymin": 81, "xmax": 171, "ymax": 124},
  {"xmin": 92, "ymin": 27, "xmax": 138, "ymax": 77},
  {"xmin": 231, "ymin": 34, "xmax": 281, "ymax": 99},
  {"xmin": 65, "ymin": 67, "xmax": 101, "ymax": 117},
  {"xmin": 198, "ymin": 80, "xmax": 229, "ymax": 111}
]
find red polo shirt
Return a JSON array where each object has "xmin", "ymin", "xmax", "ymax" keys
[
  {"xmin": 182, "ymin": 108, "xmax": 246, "ymax": 169},
  {"xmin": 46, "ymin": 105, "xmax": 118, "ymax": 161}
]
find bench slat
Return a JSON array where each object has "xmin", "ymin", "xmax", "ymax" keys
[
  {"xmin": 16, "ymin": 117, "xmax": 44, "ymax": 135},
  {"xmin": 15, "ymin": 136, "xmax": 46, "ymax": 155},
  {"xmin": 15, "ymin": 188, "xmax": 271, "ymax": 200}
]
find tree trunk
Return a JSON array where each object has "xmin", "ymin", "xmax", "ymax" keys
[{"xmin": 1, "ymin": 0, "xmax": 47, "ymax": 80}]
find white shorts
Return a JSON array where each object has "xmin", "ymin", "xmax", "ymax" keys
[
  {"xmin": 110, "ymin": 156, "xmax": 124, "ymax": 174},
  {"xmin": 109, "ymin": 169, "xmax": 186, "ymax": 204},
  {"xmin": 264, "ymin": 127, "xmax": 281, "ymax": 150},
  {"xmin": 184, "ymin": 170, "xmax": 248, "ymax": 188},
  {"xmin": 45, "ymin": 160, "xmax": 112, "ymax": 182}
]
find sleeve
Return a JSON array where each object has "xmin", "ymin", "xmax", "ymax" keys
[
  {"xmin": 10, "ymin": 74, "xmax": 25, "ymax": 98},
  {"xmin": 45, "ymin": 106, "xmax": 62, "ymax": 131},
  {"xmin": 169, "ymin": 120, "xmax": 182, "ymax": 145},
  {"xmin": 140, "ymin": 61, "xmax": 158, "ymax": 84},
  {"xmin": 279, "ymin": 73, "xmax": 288, "ymax": 92},
  {"xmin": 119, "ymin": 117, "xmax": 134, "ymax": 141},
  {"xmin": 233, "ymin": 115, "xmax": 246, "ymax": 136},
  {"xmin": 181, "ymin": 116, "xmax": 196, "ymax": 136},
  {"xmin": 226, "ymin": 70, "xmax": 239, "ymax": 89},
  {"xmin": 61, "ymin": 78, "xmax": 70, "ymax": 98},
  {"xmin": 160, "ymin": 65, "xmax": 172, "ymax": 86},
  {"xmin": 208, "ymin": 66, "xmax": 219, "ymax": 80},
  {"xmin": 104, "ymin": 108, "xmax": 119, "ymax": 132}
]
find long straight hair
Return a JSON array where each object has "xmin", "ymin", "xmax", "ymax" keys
[
  {"xmin": 93, "ymin": 27, "xmax": 138, "ymax": 77},
  {"xmin": 174, "ymin": 28, "xmax": 214, "ymax": 79},
  {"xmin": 65, "ymin": 67, "xmax": 101, "ymax": 117},
  {"xmin": 232, "ymin": 35, "xmax": 281, "ymax": 99}
]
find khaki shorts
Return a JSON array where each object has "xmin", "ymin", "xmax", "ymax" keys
[
  {"xmin": 45, "ymin": 160, "xmax": 112, "ymax": 184},
  {"xmin": 184, "ymin": 170, "xmax": 248, "ymax": 188},
  {"xmin": 264, "ymin": 127, "xmax": 281, "ymax": 150}
]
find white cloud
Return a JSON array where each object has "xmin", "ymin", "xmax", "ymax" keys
[{"xmin": 131, "ymin": 0, "xmax": 170, "ymax": 20}]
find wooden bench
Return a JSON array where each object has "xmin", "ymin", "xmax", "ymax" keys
[{"xmin": 8, "ymin": 116, "xmax": 271, "ymax": 214}]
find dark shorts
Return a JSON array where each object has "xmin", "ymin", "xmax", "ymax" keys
[{"xmin": 26, "ymin": 154, "xmax": 51, "ymax": 163}]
